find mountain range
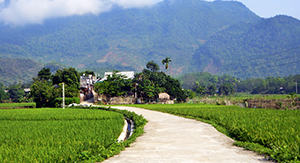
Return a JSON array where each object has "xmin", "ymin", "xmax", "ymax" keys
[
  {"xmin": 192, "ymin": 15, "xmax": 300, "ymax": 78},
  {"xmin": 0, "ymin": 0, "xmax": 300, "ymax": 85}
]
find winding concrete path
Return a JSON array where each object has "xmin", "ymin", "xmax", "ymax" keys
[{"xmin": 103, "ymin": 106, "xmax": 269, "ymax": 163}]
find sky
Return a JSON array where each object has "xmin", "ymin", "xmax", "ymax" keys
[
  {"xmin": 221, "ymin": 0, "xmax": 300, "ymax": 19},
  {"xmin": 0, "ymin": 0, "xmax": 299, "ymax": 26}
]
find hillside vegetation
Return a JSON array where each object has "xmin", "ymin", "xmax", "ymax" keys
[
  {"xmin": 1, "ymin": 0, "xmax": 299, "ymax": 79},
  {"xmin": 192, "ymin": 15, "xmax": 300, "ymax": 78},
  {"xmin": 0, "ymin": 0, "xmax": 260, "ymax": 76},
  {"xmin": 0, "ymin": 58, "xmax": 66, "ymax": 85},
  {"xmin": 178, "ymin": 71, "xmax": 300, "ymax": 94},
  {"xmin": 0, "ymin": 58, "xmax": 43, "ymax": 86}
]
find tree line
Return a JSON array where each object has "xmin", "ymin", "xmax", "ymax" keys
[
  {"xmin": 30, "ymin": 67, "xmax": 80, "ymax": 107},
  {"xmin": 178, "ymin": 72, "xmax": 300, "ymax": 95},
  {"xmin": 0, "ymin": 82, "xmax": 27, "ymax": 103},
  {"xmin": 94, "ymin": 58, "xmax": 187, "ymax": 102}
]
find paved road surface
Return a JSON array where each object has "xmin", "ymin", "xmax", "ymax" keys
[
  {"xmin": 103, "ymin": 106, "xmax": 269, "ymax": 163},
  {"xmin": 80, "ymin": 98, "xmax": 94, "ymax": 105}
]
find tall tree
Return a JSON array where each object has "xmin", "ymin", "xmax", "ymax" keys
[
  {"xmin": 208, "ymin": 84, "xmax": 217, "ymax": 95},
  {"xmin": 7, "ymin": 84, "xmax": 25, "ymax": 102},
  {"xmin": 30, "ymin": 80, "xmax": 58, "ymax": 108},
  {"xmin": 37, "ymin": 68, "xmax": 52, "ymax": 81},
  {"xmin": 0, "ymin": 83, "xmax": 7, "ymax": 102},
  {"xmin": 162, "ymin": 57, "xmax": 172, "ymax": 75},
  {"xmin": 52, "ymin": 67, "xmax": 80, "ymax": 89},
  {"xmin": 94, "ymin": 71, "xmax": 133, "ymax": 100},
  {"xmin": 219, "ymin": 83, "xmax": 235, "ymax": 95},
  {"xmin": 146, "ymin": 61, "xmax": 160, "ymax": 72},
  {"xmin": 31, "ymin": 67, "xmax": 80, "ymax": 108}
]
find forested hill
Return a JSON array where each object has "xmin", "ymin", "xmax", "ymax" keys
[
  {"xmin": 0, "ymin": 58, "xmax": 65, "ymax": 86},
  {"xmin": 0, "ymin": 58, "xmax": 44, "ymax": 86},
  {"xmin": 192, "ymin": 15, "xmax": 300, "ymax": 78},
  {"xmin": 0, "ymin": 0, "xmax": 260, "ymax": 75}
]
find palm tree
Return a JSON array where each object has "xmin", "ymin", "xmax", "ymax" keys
[{"xmin": 162, "ymin": 57, "xmax": 172, "ymax": 75}]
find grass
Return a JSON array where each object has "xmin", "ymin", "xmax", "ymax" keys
[
  {"xmin": 189, "ymin": 93, "xmax": 294, "ymax": 106},
  {"xmin": 0, "ymin": 102, "xmax": 36, "ymax": 108},
  {"xmin": 0, "ymin": 106, "xmax": 148, "ymax": 162},
  {"xmin": 131, "ymin": 103, "xmax": 300, "ymax": 162},
  {"xmin": 0, "ymin": 108, "xmax": 124, "ymax": 162}
]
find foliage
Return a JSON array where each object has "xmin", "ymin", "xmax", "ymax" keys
[
  {"xmin": 0, "ymin": 102, "xmax": 36, "ymax": 108},
  {"xmin": 179, "ymin": 71, "xmax": 300, "ymax": 95},
  {"xmin": 30, "ymin": 80, "xmax": 58, "ymax": 108},
  {"xmin": 94, "ymin": 60, "xmax": 186, "ymax": 102},
  {"xmin": 0, "ymin": 83, "xmax": 8, "ymax": 102},
  {"xmin": 52, "ymin": 67, "xmax": 80, "ymax": 89},
  {"xmin": 0, "ymin": 58, "xmax": 67, "ymax": 86},
  {"xmin": 0, "ymin": 108, "xmax": 124, "ymax": 162},
  {"xmin": 195, "ymin": 86, "xmax": 206, "ymax": 95},
  {"xmin": 80, "ymin": 67, "xmax": 115, "ymax": 78},
  {"xmin": 184, "ymin": 89, "xmax": 196, "ymax": 99},
  {"xmin": 192, "ymin": 15, "xmax": 300, "ymax": 78},
  {"xmin": 134, "ymin": 70, "xmax": 164, "ymax": 100},
  {"xmin": 37, "ymin": 67, "xmax": 51, "ymax": 81},
  {"xmin": 134, "ymin": 66, "xmax": 186, "ymax": 102},
  {"xmin": 44, "ymin": 61, "xmax": 67, "ymax": 73},
  {"xmin": 1, "ymin": 2, "xmax": 300, "ymax": 80},
  {"xmin": 94, "ymin": 71, "xmax": 134, "ymax": 98},
  {"xmin": 134, "ymin": 103, "xmax": 300, "ymax": 162},
  {"xmin": 146, "ymin": 60, "xmax": 160, "ymax": 73},
  {"xmin": 0, "ymin": 0, "xmax": 260, "ymax": 76},
  {"xmin": 179, "ymin": 71, "xmax": 237, "ymax": 91},
  {"xmin": 80, "ymin": 70, "xmax": 95, "ymax": 76},
  {"xmin": 7, "ymin": 84, "xmax": 25, "ymax": 102},
  {"xmin": 162, "ymin": 56, "xmax": 172, "ymax": 75},
  {"xmin": 54, "ymin": 97, "xmax": 80, "ymax": 107},
  {"xmin": 0, "ymin": 58, "xmax": 44, "ymax": 86},
  {"xmin": 0, "ymin": 89, "xmax": 6, "ymax": 102},
  {"xmin": 30, "ymin": 67, "xmax": 80, "ymax": 108},
  {"xmin": 208, "ymin": 84, "xmax": 217, "ymax": 95},
  {"xmin": 219, "ymin": 82, "xmax": 235, "ymax": 95}
]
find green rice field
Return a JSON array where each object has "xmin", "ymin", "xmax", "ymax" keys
[
  {"xmin": 133, "ymin": 103, "xmax": 300, "ymax": 162},
  {"xmin": 0, "ymin": 108, "xmax": 124, "ymax": 162},
  {"xmin": 0, "ymin": 102, "xmax": 36, "ymax": 108}
]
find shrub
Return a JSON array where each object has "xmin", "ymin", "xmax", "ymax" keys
[{"xmin": 54, "ymin": 97, "xmax": 80, "ymax": 107}]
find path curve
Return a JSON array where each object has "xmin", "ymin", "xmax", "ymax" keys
[
  {"xmin": 80, "ymin": 98, "xmax": 94, "ymax": 105},
  {"xmin": 103, "ymin": 106, "xmax": 269, "ymax": 163}
]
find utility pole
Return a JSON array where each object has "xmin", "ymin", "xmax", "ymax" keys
[
  {"xmin": 63, "ymin": 82, "xmax": 65, "ymax": 109},
  {"xmin": 296, "ymin": 81, "xmax": 298, "ymax": 94},
  {"xmin": 170, "ymin": 64, "xmax": 171, "ymax": 77}
]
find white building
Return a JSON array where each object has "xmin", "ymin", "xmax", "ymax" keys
[{"xmin": 100, "ymin": 71, "xmax": 135, "ymax": 82}]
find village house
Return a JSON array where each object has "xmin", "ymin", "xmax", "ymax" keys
[
  {"xmin": 99, "ymin": 71, "xmax": 135, "ymax": 82},
  {"xmin": 80, "ymin": 74, "xmax": 97, "ymax": 102}
]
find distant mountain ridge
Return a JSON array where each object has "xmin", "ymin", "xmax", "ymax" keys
[
  {"xmin": 0, "ymin": 58, "xmax": 44, "ymax": 85},
  {"xmin": 192, "ymin": 15, "xmax": 300, "ymax": 78},
  {"xmin": 0, "ymin": 0, "xmax": 260, "ymax": 75},
  {"xmin": 0, "ymin": 58, "xmax": 65, "ymax": 85},
  {"xmin": 0, "ymin": 0, "xmax": 299, "ymax": 80}
]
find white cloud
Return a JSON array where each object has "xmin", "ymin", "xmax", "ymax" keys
[
  {"xmin": 110, "ymin": 0, "xmax": 162, "ymax": 8},
  {"xmin": 0, "ymin": 0, "xmax": 162, "ymax": 26}
]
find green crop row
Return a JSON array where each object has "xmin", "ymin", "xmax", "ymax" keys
[
  {"xmin": 0, "ymin": 108, "xmax": 124, "ymax": 162},
  {"xmin": 0, "ymin": 102, "xmax": 36, "ymax": 108},
  {"xmin": 133, "ymin": 104, "xmax": 300, "ymax": 162}
]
